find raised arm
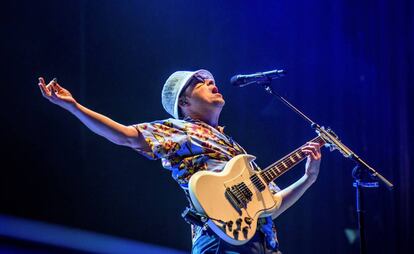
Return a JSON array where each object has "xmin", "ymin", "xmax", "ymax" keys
[
  {"xmin": 38, "ymin": 77, "xmax": 149, "ymax": 151},
  {"xmin": 271, "ymin": 142, "xmax": 321, "ymax": 219}
]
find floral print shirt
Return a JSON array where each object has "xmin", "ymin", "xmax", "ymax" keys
[{"xmin": 132, "ymin": 117, "xmax": 280, "ymax": 250}]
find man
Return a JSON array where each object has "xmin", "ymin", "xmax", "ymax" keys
[{"xmin": 38, "ymin": 69, "xmax": 321, "ymax": 253}]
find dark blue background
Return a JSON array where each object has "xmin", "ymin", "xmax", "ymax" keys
[{"xmin": 1, "ymin": 0, "xmax": 413, "ymax": 253}]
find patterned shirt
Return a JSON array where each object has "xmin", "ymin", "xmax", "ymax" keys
[{"xmin": 132, "ymin": 117, "xmax": 280, "ymax": 249}]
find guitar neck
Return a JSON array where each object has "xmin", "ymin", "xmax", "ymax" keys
[{"xmin": 260, "ymin": 136, "xmax": 326, "ymax": 184}]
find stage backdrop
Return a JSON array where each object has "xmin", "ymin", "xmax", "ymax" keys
[{"xmin": 1, "ymin": 0, "xmax": 413, "ymax": 253}]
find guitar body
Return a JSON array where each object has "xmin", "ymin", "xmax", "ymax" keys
[{"xmin": 188, "ymin": 154, "xmax": 282, "ymax": 245}]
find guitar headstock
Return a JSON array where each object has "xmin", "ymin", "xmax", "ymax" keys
[{"xmin": 316, "ymin": 127, "xmax": 353, "ymax": 158}]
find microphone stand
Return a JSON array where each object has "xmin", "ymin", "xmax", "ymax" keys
[{"xmin": 259, "ymin": 81, "xmax": 393, "ymax": 254}]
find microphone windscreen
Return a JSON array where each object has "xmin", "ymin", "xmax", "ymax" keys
[{"xmin": 230, "ymin": 75, "xmax": 241, "ymax": 86}]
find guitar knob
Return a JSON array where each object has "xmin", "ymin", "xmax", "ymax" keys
[
  {"xmin": 233, "ymin": 229, "xmax": 239, "ymax": 239},
  {"xmin": 236, "ymin": 218, "xmax": 242, "ymax": 225},
  {"xmin": 226, "ymin": 221, "xmax": 233, "ymax": 231},
  {"xmin": 242, "ymin": 226, "xmax": 249, "ymax": 238},
  {"xmin": 235, "ymin": 218, "xmax": 242, "ymax": 230},
  {"xmin": 244, "ymin": 217, "xmax": 252, "ymax": 225}
]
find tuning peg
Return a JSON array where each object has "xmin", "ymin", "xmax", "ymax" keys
[
  {"xmin": 326, "ymin": 143, "xmax": 338, "ymax": 152},
  {"xmin": 327, "ymin": 127, "xmax": 339, "ymax": 139}
]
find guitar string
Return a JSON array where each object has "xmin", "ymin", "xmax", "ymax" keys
[
  {"xmin": 260, "ymin": 136, "xmax": 325, "ymax": 183},
  {"xmin": 263, "ymin": 137, "xmax": 324, "ymax": 173},
  {"xmin": 237, "ymin": 153, "xmax": 310, "ymax": 200},
  {"xmin": 237, "ymin": 140, "xmax": 321, "ymax": 194},
  {"xmin": 232, "ymin": 137, "xmax": 325, "ymax": 197},
  {"xmin": 201, "ymin": 138, "xmax": 327, "ymax": 232},
  {"xmin": 260, "ymin": 150, "xmax": 306, "ymax": 182},
  {"xmin": 262, "ymin": 136, "xmax": 322, "ymax": 173}
]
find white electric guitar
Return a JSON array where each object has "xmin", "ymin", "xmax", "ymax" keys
[{"xmin": 188, "ymin": 135, "xmax": 326, "ymax": 245}]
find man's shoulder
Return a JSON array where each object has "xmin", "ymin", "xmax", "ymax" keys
[
  {"xmin": 139, "ymin": 118, "xmax": 192, "ymax": 130},
  {"xmin": 158, "ymin": 118, "xmax": 190, "ymax": 127}
]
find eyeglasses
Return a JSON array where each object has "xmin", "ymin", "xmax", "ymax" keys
[
  {"xmin": 188, "ymin": 73, "xmax": 214, "ymax": 87},
  {"xmin": 185, "ymin": 77, "xmax": 202, "ymax": 91}
]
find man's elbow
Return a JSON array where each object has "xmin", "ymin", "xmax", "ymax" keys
[
  {"xmin": 112, "ymin": 135, "xmax": 137, "ymax": 147},
  {"xmin": 115, "ymin": 128, "xmax": 150, "ymax": 152}
]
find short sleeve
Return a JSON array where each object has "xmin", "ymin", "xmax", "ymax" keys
[{"xmin": 132, "ymin": 119, "xmax": 189, "ymax": 160}]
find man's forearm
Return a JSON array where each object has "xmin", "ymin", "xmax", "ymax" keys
[
  {"xmin": 271, "ymin": 174, "xmax": 316, "ymax": 219},
  {"xmin": 68, "ymin": 102, "xmax": 138, "ymax": 146}
]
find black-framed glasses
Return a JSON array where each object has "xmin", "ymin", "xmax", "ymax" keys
[
  {"xmin": 189, "ymin": 73, "xmax": 214, "ymax": 86},
  {"xmin": 185, "ymin": 75, "xmax": 203, "ymax": 91}
]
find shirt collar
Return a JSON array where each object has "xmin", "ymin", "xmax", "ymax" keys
[{"xmin": 183, "ymin": 116, "xmax": 226, "ymax": 134}]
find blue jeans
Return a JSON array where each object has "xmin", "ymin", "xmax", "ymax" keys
[{"xmin": 192, "ymin": 227, "xmax": 282, "ymax": 254}]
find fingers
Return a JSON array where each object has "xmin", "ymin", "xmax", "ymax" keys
[
  {"xmin": 50, "ymin": 78, "xmax": 61, "ymax": 93},
  {"xmin": 302, "ymin": 149, "xmax": 318, "ymax": 160},
  {"xmin": 54, "ymin": 81, "xmax": 64, "ymax": 91},
  {"xmin": 50, "ymin": 84, "xmax": 58, "ymax": 98},
  {"xmin": 301, "ymin": 142, "xmax": 321, "ymax": 160},
  {"xmin": 38, "ymin": 83, "xmax": 49, "ymax": 97},
  {"xmin": 38, "ymin": 77, "xmax": 50, "ymax": 97},
  {"xmin": 39, "ymin": 77, "xmax": 46, "ymax": 86},
  {"xmin": 47, "ymin": 80, "xmax": 56, "ymax": 92},
  {"xmin": 38, "ymin": 77, "xmax": 59, "ymax": 99}
]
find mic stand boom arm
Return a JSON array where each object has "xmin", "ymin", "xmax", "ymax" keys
[
  {"xmin": 261, "ymin": 81, "xmax": 393, "ymax": 254},
  {"xmin": 261, "ymin": 83, "xmax": 393, "ymax": 189}
]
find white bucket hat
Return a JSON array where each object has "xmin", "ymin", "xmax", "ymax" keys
[{"xmin": 161, "ymin": 69, "xmax": 214, "ymax": 119}]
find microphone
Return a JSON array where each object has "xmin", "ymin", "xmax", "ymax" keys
[{"xmin": 230, "ymin": 69, "xmax": 286, "ymax": 87}]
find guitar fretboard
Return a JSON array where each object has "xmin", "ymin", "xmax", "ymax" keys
[{"xmin": 260, "ymin": 136, "xmax": 325, "ymax": 184}]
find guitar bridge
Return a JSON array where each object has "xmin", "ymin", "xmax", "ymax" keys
[
  {"xmin": 225, "ymin": 187, "xmax": 243, "ymax": 214},
  {"xmin": 225, "ymin": 183, "xmax": 253, "ymax": 214}
]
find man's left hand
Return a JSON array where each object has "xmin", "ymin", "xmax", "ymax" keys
[{"xmin": 301, "ymin": 142, "xmax": 322, "ymax": 182}]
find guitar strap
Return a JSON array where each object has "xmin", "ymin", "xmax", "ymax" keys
[
  {"xmin": 181, "ymin": 189, "xmax": 207, "ymax": 227},
  {"xmin": 179, "ymin": 120, "xmax": 264, "ymax": 229}
]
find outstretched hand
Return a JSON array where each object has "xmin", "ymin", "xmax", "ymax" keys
[
  {"xmin": 301, "ymin": 142, "xmax": 322, "ymax": 182},
  {"xmin": 38, "ymin": 77, "xmax": 77, "ymax": 110}
]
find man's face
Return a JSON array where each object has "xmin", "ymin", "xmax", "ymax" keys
[{"xmin": 181, "ymin": 74, "xmax": 225, "ymax": 114}]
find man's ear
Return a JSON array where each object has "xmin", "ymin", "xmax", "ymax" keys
[
  {"xmin": 178, "ymin": 97, "xmax": 190, "ymax": 118},
  {"xmin": 178, "ymin": 97, "xmax": 189, "ymax": 107}
]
